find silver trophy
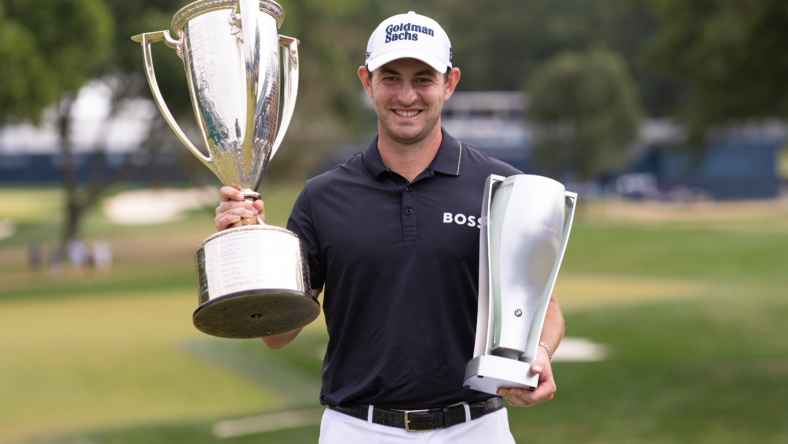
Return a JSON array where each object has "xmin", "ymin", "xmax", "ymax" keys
[
  {"xmin": 464, "ymin": 175, "xmax": 577, "ymax": 393},
  {"xmin": 132, "ymin": 0, "xmax": 319, "ymax": 339}
]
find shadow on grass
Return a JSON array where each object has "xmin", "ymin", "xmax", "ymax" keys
[{"xmin": 179, "ymin": 331, "xmax": 326, "ymax": 410}]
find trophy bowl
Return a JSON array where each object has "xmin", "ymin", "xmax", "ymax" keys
[{"xmin": 132, "ymin": 0, "xmax": 319, "ymax": 338}]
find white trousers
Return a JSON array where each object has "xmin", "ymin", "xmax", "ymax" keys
[{"xmin": 318, "ymin": 406, "xmax": 516, "ymax": 444}]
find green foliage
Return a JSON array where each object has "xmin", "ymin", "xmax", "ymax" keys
[
  {"xmin": 105, "ymin": 0, "xmax": 195, "ymax": 120},
  {"xmin": 0, "ymin": 0, "xmax": 669, "ymax": 150},
  {"xmin": 5, "ymin": 0, "xmax": 787, "ymax": 178},
  {"xmin": 526, "ymin": 49, "xmax": 643, "ymax": 180},
  {"xmin": 276, "ymin": 0, "xmax": 376, "ymax": 133},
  {"xmin": 0, "ymin": 0, "xmax": 195, "ymax": 123},
  {"xmin": 0, "ymin": 7, "xmax": 55, "ymax": 123},
  {"xmin": 272, "ymin": 0, "xmax": 667, "ymax": 147},
  {"xmin": 641, "ymin": 0, "xmax": 788, "ymax": 139},
  {"xmin": 0, "ymin": 0, "xmax": 113, "ymax": 122}
]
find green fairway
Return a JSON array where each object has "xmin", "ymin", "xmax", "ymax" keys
[
  {"xmin": 1, "ymin": 188, "xmax": 787, "ymax": 443},
  {"xmin": 0, "ymin": 188, "xmax": 64, "ymax": 223}
]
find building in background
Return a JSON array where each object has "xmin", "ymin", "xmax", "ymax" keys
[
  {"xmin": 440, "ymin": 91, "xmax": 531, "ymax": 172},
  {"xmin": 623, "ymin": 120, "xmax": 786, "ymax": 200},
  {"xmin": 0, "ymin": 81, "xmax": 185, "ymax": 184},
  {"xmin": 440, "ymin": 92, "xmax": 786, "ymax": 200}
]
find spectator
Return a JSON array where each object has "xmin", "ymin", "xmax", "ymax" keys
[
  {"xmin": 92, "ymin": 240, "xmax": 113, "ymax": 275},
  {"xmin": 67, "ymin": 239, "xmax": 89, "ymax": 277}
]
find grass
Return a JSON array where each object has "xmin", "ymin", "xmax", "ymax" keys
[
  {"xmin": 0, "ymin": 291, "xmax": 279, "ymax": 443},
  {"xmin": 1, "ymin": 187, "xmax": 787, "ymax": 443}
]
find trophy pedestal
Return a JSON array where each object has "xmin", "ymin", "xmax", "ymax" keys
[
  {"xmin": 194, "ymin": 225, "xmax": 317, "ymax": 339},
  {"xmin": 463, "ymin": 355, "xmax": 538, "ymax": 395},
  {"xmin": 193, "ymin": 288, "xmax": 318, "ymax": 339}
]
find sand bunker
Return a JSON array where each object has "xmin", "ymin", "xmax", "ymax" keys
[
  {"xmin": 103, "ymin": 187, "xmax": 217, "ymax": 225},
  {"xmin": 0, "ymin": 220, "xmax": 15, "ymax": 241},
  {"xmin": 553, "ymin": 337, "xmax": 609, "ymax": 362}
]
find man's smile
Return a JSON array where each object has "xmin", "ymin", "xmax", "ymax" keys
[{"xmin": 392, "ymin": 109, "xmax": 422, "ymax": 117}]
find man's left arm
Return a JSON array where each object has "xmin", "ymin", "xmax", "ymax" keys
[{"xmin": 497, "ymin": 293, "xmax": 564, "ymax": 407}]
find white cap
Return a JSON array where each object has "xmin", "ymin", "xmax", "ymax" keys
[{"xmin": 365, "ymin": 11, "xmax": 452, "ymax": 74}]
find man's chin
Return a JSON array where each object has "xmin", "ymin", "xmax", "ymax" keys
[{"xmin": 381, "ymin": 124, "xmax": 429, "ymax": 144}]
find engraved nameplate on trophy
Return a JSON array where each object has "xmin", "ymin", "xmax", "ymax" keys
[{"xmin": 203, "ymin": 231, "xmax": 301, "ymax": 295}]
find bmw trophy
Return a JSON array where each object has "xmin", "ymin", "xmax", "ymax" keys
[
  {"xmin": 464, "ymin": 175, "xmax": 577, "ymax": 393},
  {"xmin": 131, "ymin": 0, "xmax": 319, "ymax": 339}
]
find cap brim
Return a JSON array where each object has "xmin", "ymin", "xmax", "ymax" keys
[{"xmin": 367, "ymin": 49, "xmax": 449, "ymax": 74}]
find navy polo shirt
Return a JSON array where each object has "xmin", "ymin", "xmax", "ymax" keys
[{"xmin": 286, "ymin": 128, "xmax": 521, "ymax": 409}]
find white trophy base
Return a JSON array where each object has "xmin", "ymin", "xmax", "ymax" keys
[{"xmin": 463, "ymin": 355, "xmax": 539, "ymax": 395}]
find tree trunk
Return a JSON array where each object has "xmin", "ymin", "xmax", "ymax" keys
[
  {"xmin": 57, "ymin": 91, "xmax": 83, "ymax": 248},
  {"xmin": 55, "ymin": 77, "xmax": 173, "ymax": 248}
]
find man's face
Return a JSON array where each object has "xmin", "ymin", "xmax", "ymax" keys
[{"xmin": 359, "ymin": 58, "xmax": 459, "ymax": 145}]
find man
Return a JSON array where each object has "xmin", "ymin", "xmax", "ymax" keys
[{"xmin": 214, "ymin": 11, "xmax": 564, "ymax": 443}]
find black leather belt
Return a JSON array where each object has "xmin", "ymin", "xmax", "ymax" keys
[{"xmin": 328, "ymin": 396, "xmax": 504, "ymax": 432}]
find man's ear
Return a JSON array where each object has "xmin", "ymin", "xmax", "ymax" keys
[
  {"xmin": 358, "ymin": 66, "xmax": 373, "ymax": 98},
  {"xmin": 444, "ymin": 67, "xmax": 461, "ymax": 101}
]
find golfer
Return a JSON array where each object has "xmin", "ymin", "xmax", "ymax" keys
[{"xmin": 214, "ymin": 11, "xmax": 564, "ymax": 443}]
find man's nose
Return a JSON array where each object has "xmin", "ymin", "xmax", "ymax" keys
[{"xmin": 397, "ymin": 80, "xmax": 418, "ymax": 106}]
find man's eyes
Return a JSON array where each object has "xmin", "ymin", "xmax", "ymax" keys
[{"xmin": 380, "ymin": 77, "xmax": 433, "ymax": 83}]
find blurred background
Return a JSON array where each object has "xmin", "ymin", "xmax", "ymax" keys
[{"xmin": 1, "ymin": 0, "xmax": 787, "ymax": 442}]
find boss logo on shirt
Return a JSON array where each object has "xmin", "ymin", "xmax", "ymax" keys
[
  {"xmin": 385, "ymin": 23, "xmax": 435, "ymax": 43},
  {"xmin": 443, "ymin": 212, "xmax": 481, "ymax": 228}
]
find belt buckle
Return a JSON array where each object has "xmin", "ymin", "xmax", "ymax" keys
[{"xmin": 402, "ymin": 409, "xmax": 431, "ymax": 432}]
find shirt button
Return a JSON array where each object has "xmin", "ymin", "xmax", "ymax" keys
[
  {"xmin": 405, "ymin": 207, "xmax": 413, "ymax": 215},
  {"xmin": 405, "ymin": 186, "xmax": 412, "ymax": 192}
]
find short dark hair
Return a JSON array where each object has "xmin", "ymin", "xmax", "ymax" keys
[{"xmin": 366, "ymin": 66, "xmax": 451, "ymax": 83}]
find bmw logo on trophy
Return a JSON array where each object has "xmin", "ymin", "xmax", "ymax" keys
[
  {"xmin": 465, "ymin": 175, "xmax": 577, "ymax": 393},
  {"xmin": 132, "ymin": 0, "xmax": 319, "ymax": 339}
]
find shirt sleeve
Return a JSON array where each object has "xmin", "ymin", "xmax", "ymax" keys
[{"xmin": 287, "ymin": 184, "xmax": 324, "ymax": 290}]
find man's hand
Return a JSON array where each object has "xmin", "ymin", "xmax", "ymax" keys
[
  {"xmin": 497, "ymin": 346, "xmax": 556, "ymax": 407},
  {"xmin": 214, "ymin": 184, "xmax": 264, "ymax": 231}
]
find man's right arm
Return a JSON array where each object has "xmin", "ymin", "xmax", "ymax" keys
[{"xmin": 261, "ymin": 288, "xmax": 322, "ymax": 349}]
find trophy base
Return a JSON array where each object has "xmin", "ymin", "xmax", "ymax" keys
[
  {"xmin": 463, "ymin": 355, "xmax": 538, "ymax": 395},
  {"xmin": 193, "ymin": 288, "xmax": 319, "ymax": 339}
]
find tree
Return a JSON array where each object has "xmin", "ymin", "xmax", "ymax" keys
[
  {"xmin": 0, "ymin": 5, "xmax": 55, "ymax": 123},
  {"xmin": 526, "ymin": 49, "xmax": 643, "ymax": 181},
  {"xmin": 641, "ymin": 0, "xmax": 788, "ymax": 141},
  {"xmin": 0, "ymin": 0, "xmax": 111, "ymax": 123},
  {"xmin": 53, "ymin": 0, "xmax": 202, "ymax": 241},
  {"xmin": 1, "ymin": 0, "xmax": 115, "ymax": 247}
]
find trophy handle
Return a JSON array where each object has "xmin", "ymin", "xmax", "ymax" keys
[
  {"xmin": 271, "ymin": 35, "xmax": 300, "ymax": 160},
  {"xmin": 521, "ymin": 191, "xmax": 578, "ymax": 364},
  {"xmin": 131, "ymin": 31, "xmax": 217, "ymax": 175}
]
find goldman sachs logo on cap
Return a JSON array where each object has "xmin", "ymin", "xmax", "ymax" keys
[{"xmin": 385, "ymin": 22, "xmax": 434, "ymax": 43}]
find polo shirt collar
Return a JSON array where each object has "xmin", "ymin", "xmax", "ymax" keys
[
  {"xmin": 362, "ymin": 134, "xmax": 388, "ymax": 178},
  {"xmin": 362, "ymin": 128, "xmax": 463, "ymax": 179},
  {"xmin": 432, "ymin": 128, "xmax": 463, "ymax": 176}
]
